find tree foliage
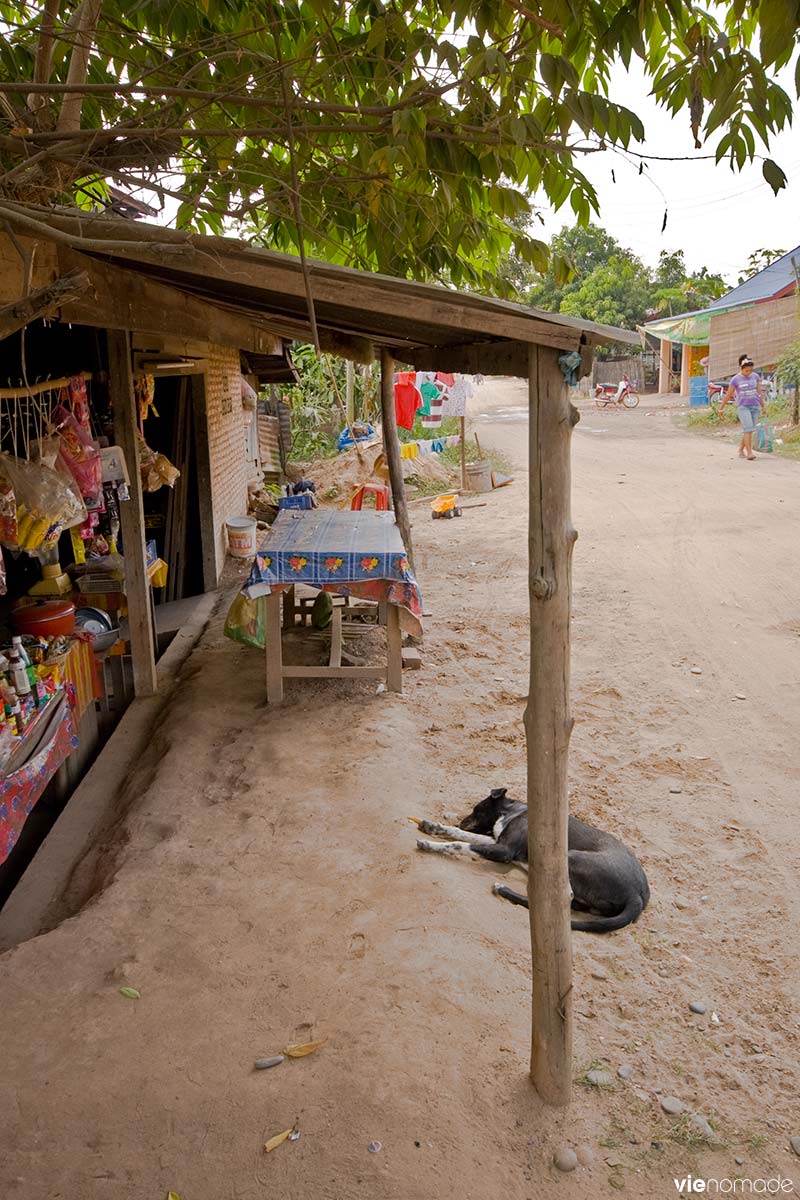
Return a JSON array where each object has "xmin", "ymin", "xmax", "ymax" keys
[
  {"xmin": 737, "ymin": 247, "xmax": 788, "ymax": 284},
  {"xmin": 515, "ymin": 224, "xmax": 728, "ymax": 327},
  {"xmin": 0, "ymin": 1, "xmax": 797, "ymax": 290}
]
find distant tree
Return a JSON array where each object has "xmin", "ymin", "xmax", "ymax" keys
[
  {"xmin": 558, "ymin": 254, "xmax": 654, "ymax": 328},
  {"xmin": 651, "ymin": 253, "xmax": 728, "ymax": 315},
  {"xmin": 738, "ymin": 249, "xmax": 787, "ymax": 283},
  {"xmin": 525, "ymin": 223, "xmax": 631, "ymax": 311}
]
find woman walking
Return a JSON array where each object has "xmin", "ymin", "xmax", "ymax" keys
[{"xmin": 719, "ymin": 356, "xmax": 766, "ymax": 460}]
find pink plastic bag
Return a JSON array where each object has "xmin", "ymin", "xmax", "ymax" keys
[{"xmin": 51, "ymin": 404, "xmax": 102, "ymax": 501}]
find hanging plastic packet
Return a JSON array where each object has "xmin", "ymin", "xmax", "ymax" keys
[{"xmin": 50, "ymin": 403, "xmax": 102, "ymax": 503}]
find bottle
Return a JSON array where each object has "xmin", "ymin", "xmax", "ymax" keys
[
  {"xmin": 8, "ymin": 647, "xmax": 32, "ymax": 697},
  {"xmin": 12, "ymin": 637, "xmax": 30, "ymax": 668}
]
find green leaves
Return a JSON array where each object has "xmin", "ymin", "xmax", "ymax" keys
[
  {"xmin": 762, "ymin": 157, "xmax": 788, "ymax": 194},
  {"xmin": 0, "ymin": 0, "xmax": 796, "ymax": 293}
]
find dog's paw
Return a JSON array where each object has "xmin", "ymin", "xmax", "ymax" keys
[
  {"xmin": 416, "ymin": 838, "xmax": 434, "ymax": 852},
  {"xmin": 417, "ymin": 819, "xmax": 438, "ymax": 836}
]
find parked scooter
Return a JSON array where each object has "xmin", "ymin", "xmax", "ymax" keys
[{"xmin": 594, "ymin": 376, "xmax": 640, "ymax": 409}]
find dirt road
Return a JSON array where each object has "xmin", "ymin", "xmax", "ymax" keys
[{"xmin": 1, "ymin": 380, "xmax": 798, "ymax": 1199}]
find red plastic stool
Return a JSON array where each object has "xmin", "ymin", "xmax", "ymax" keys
[{"xmin": 350, "ymin": 483, "xmax": 390, "ymax": 511}]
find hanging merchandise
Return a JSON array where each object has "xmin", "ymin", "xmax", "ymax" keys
[
  {"xmin": 134, "ymin": 373, "xmax": 158, "ymax": 422},
  {"xmin": 136, "ymin": 431, "xmax": 180, "ymax": 492},
  {"xmin": 0, "ymin": 547, "xmax": 5, "ymax": 596},
  {"xmin": 63, "ymin": 374, "xmax": 91, "ymax": 428},
  {"xmin": 51, "ymin": 404, "xmax": 103, "ymax": 504},
  {"xmin": 0, "ymin": 454, "xmax": 86, "ymax": 555}
]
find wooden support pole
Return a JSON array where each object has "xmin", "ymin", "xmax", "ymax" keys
[
  {"xmin": 526, "ymin": 343, "xmax": 576, "ymax": 1107},
  {"xmin": 379, "ymin": 346, "xmax": 414, "ymax": 567},
  {"xmin": 107, "ymin": 329, "xmax": 158, "ymax": 698},
  {"xmin": 460, "ymin": 415, "xmax": 467, "ymax": 492}
]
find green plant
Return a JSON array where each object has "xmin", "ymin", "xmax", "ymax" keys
[
  {"xmin": 284, "ymin": 343, "xmax": 375, "ymax": 463},
  {"xmin": 776, "ymin": 338, "xmax": 800, "ymax": 425}
]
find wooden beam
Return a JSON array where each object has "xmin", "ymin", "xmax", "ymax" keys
[
  {"xmin": 58, "ymin": 248, "xmax": 283, "ymax": 356},
  {"xmin": 380, "ymin": 347, "xmax": 414, "ymax": 570},
  {"xmin": 44, "ymin": 227, "xmax": 583, "ymax": 349},
  {"xmin": 0, "ymin": 268, "xmax": 90, "ymax": 341},
  {"xmin": 410, "ymin": 339, "xmax": 533, "ymax": 377},
  {"xmin": 526, "ymin": 343, "xmax": 576, "ymax": 1107},
  {"xmin": 107, "ymin": 328, "xmax": 158, "ymax": 698}
]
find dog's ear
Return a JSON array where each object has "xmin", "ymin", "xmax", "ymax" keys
[{"xmin": 490, "ymin": 787, "xmax": 508, "ymax": 800}]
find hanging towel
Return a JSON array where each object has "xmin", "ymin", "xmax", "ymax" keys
[
  {"xmin": 400, "ymin": 442, "xmax": 420, "ymax": 459},
  {"xmin": 436, "ymin": 371, "xmax": 455, "ymax": 387}
]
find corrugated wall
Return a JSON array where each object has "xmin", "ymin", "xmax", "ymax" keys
[{"xmin": 709, "ymin": 294, "xmax": 799, "ymax": 378}]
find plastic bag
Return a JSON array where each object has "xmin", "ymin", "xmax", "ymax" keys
[
  {"xmin": 51, "ymin": 404, "xmax": 102, "ymax": 501},
  {"xmin": 0, "ymin": 463, "xmax": 17, "ymax": 545},
  {"xmin": 0, "ymin": 453, "xmax": 87, "ymax": 553},
  {"xmin": 223, "ymin": 592, "xmax": 265, "ymax": 651},
  {"xmin": 136, "ymin": 432, "xmax": 179, "ymax": 491}
]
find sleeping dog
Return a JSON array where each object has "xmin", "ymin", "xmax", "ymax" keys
[{"xmin": 415, "ymin": 787, "xmax": 649, "ymax": 934}]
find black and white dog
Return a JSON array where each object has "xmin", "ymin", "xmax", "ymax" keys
[{"xmin": 415, "ymin": 787, "xmax": 650, "ymax": 934}]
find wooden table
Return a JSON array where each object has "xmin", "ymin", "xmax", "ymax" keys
[{"xmin": 242, "ymin": 509, "xmax": 422, "ymax": 704}]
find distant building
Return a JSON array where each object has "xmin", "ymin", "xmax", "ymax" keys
[{"xmin": 641, "ymin": 247, "xmax": 800, "ymax": 400}]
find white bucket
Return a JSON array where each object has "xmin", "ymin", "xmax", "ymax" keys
[{"xmin": 226, "ymin": 516, "xmax": 257, "ymax": 559}]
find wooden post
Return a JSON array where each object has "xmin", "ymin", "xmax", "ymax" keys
[
  {"xmin": 680, "ymin": 343, "xmax": 690, "ymax": 397},
  {"xmin": 107, "ymin": 329, "xmax": 158, "ymax": 698},
  {"xmin": 658, "ymin": 338, "xmax": 671, "ymax": 394},
  {"xmin": 526, "ymin": 343, "xmax": 575, "ymax": 1106},
  {"xmin": 379, "ymin": 347, "xmax": 414, "ymax": 567},
  {"xmin": 345, "ymin": 359, "xmax": 355, "ymax": 425},
  {"xmin": 460, "ymin": 415, "xmax": 467, "ymax": 491}
]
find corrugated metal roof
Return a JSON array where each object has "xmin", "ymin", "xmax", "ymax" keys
[{"xmin": 707, "ymin": 246, "xmax": 800, "ymax": 310}]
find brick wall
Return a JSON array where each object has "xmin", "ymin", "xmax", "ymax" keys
[{"xmin": 202, "ymin": 344, "xmax": 259, "ymax": 578}]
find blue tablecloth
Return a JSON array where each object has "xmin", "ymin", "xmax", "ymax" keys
[{"xmin": 242, "ymin": 509, "xmax": 423, "ymax": 633}]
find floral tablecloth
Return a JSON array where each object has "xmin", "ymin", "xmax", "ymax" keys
[
  {"xmin": 0, "ymin": 693, "xmax": 77, "ymax": 865},
  {"xmin": 243, "ymin": 509, "xmax": 423, "ymax": 636}
]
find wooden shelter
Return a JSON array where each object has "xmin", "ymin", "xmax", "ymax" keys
[{"xmin": 0, "ymin": 203, "xmax": 638, "ymax": 1104}]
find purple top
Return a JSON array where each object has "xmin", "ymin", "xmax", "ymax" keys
[{"xmin": 729, "ymin": 372, "xmax": 761, "ymax": 407}]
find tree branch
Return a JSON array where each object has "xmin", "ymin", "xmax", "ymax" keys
[
  {"xmin": 56, "ymin": 0, "xmax": 104, "ymax": 134},
  {"xmin": 30, "ymin": 0, "xmax": 61, "ymax": 103}
]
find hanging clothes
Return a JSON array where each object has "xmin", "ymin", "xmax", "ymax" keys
[
  {"xmin": 435, "ymin": 371, "xmax": 455, "ymax": 387},
  {"xmin": 418, "ymin": 380, "xmax": 440, "ymax": 416},
  {"xmin": 441, "ymin": 375, "xmax": 474, "ymax": 416},
  {"xmin": 394, "ymin": 381, "xmax": 422, "ymax": 430},
  {"xmin": 400, "ymin": 442, "xmax": 420, "ymax": 460}
]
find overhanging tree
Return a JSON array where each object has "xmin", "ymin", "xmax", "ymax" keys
[{"xmin": 0, "ymin": 1, "xmax": 796, "ymax": 291}]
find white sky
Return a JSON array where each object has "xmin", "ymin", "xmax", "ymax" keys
[{"xmin": 533, "ymin": 60, "xmax": 800, "ymax": 285}]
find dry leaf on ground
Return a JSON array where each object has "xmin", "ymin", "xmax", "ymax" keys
[
  {"xmin": 264, "ymin": 1129, "xmax": 294, "ymax": 1153},
  {"xmin": 284, "ymin": 1039, "xmax": 327, "ymax": 1058}
]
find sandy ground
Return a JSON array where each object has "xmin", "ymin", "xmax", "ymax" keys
[{"xmin": 1, "ymin": 380, "xmax": 799, "ymax": 1199}]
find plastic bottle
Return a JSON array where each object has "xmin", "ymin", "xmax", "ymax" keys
[
  {"xmin": 8, "ymin": 647, "xmax": 32, "ymax": 697},
  {"xmin": 12, "ymin": 637, "xmax": 30, "ymax": 668}
]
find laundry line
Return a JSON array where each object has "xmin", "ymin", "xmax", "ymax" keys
[{"xmin": 399, "ymin": 434, "xmax": 461, "ymax": 459}]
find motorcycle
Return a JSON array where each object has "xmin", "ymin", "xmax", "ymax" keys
[
  {"xmin": 707, "ymin": 380, "xmax": 726, "ymax": 403},
  {"xmin": 594, "ymin": 376, "xmax": 640, "ymax": 409}
]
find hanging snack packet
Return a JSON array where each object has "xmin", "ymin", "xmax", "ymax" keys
[{"xmin": 51, "ymin": 403, "xmax": 102, "ymax": 502}]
